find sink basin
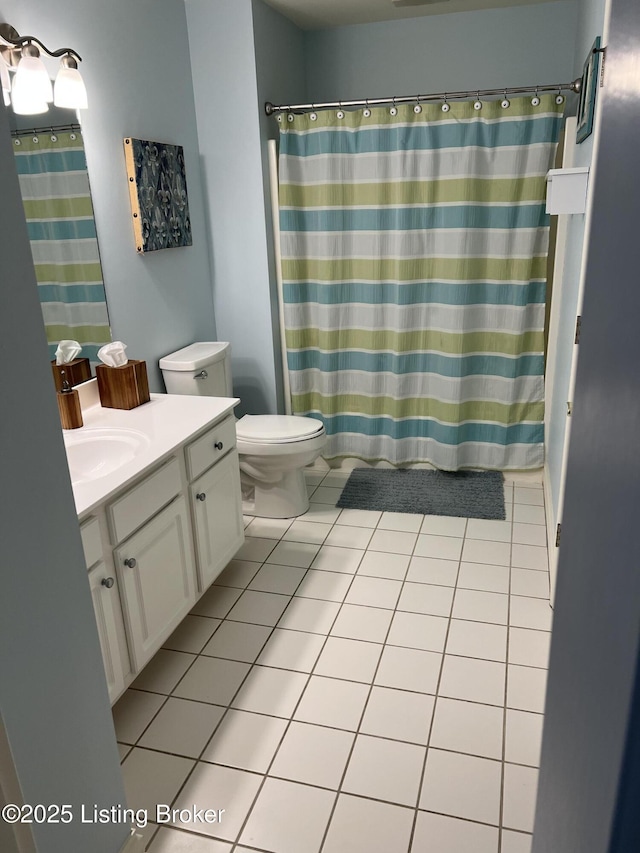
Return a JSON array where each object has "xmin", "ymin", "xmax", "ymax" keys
[{"xmin": 63, "ymin": 427, "xmax": 150, "ymax": 485}]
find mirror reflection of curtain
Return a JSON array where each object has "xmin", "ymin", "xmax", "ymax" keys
[{"xmin": 13, "ymin": 129, "xmax": 111, "ymax": 362}]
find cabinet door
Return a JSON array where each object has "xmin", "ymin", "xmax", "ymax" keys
[
  {"xmin": 88, "ymin": 562, "xmax": 131, "ymax": 704},
  {"xmin": 191, "ymin": 449, "xmax": 245, "ymax": 591},
  {"xmin": 115, "ymin": 496, "xmax": 196, "ymax": 671}
]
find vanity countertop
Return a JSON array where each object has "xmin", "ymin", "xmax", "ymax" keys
[{"xmin": 66, "ymin": 390, "xmax": 239, "ymax": 518}]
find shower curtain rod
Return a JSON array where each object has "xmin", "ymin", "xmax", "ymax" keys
[{"xmin": 264, "ymin": 78, "xmax": 581, "ymax": 115}]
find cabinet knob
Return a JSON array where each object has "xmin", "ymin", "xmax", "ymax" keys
[
  {"xmin": 123, "ymin": 557, "xmax": 137, "ymax": 568},
  {"xmin": 101, "ymin": 577, "xmax": 115, "ymax": 589},
  {"xmin": 214, "ymin": 441, "xmax": 224, "ymax": 450},
  {"xmin": 196, "ymin": 492, "xmax": 206, "ymax": 501}
]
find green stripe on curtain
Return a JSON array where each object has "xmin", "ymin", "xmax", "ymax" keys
[
  {"xmin": 14, "ymin": 130, "xmax": 111, "ymax": 363},
  {"xmin": 279, "ymin": 95, "xmax": 564, "ymax": 469}
]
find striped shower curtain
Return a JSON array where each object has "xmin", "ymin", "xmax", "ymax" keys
[
  {"xmin": 278, "ymin": 95, "xmax": 564, "ymax": 470},
  {"xmin": 13, "ymin": 130, "xmax": 111, "ymax": 363}
]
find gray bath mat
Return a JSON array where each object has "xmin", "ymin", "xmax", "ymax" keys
[{"xmin": 336, "ymin": 469, "xmax": 505, "ymax": 520}]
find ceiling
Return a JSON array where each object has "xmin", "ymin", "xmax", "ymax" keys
[{"xmin": 261, "ymin": 0, "xmax": 560, "ymax": 30}]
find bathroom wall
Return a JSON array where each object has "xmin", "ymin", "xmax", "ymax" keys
[
  {"xmin": 0, "ymin": 99, "xmax": 128, "ymax": 853},
  {"xmin": 0, "ymin": 0, "xmax": 217, "ymax": 391},
  {"xmin": 304, "ymin": 1, "xmax": 579, "ymax": 102}
]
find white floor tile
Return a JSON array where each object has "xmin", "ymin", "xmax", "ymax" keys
[
  {"xmin": 226, "ymin": 590, "xmax": 291, "ymax": 627},
  {"xmin": 324, "ymin": 795, "xmax": 414, "ymax": 853},
  {"xmin": 505, "ymin": 709, "xmax": 544, "ymax": 767},
  {"xmin": 240, "ymin": 778, "xmax": 334, "ymax": 853},
  {"xmin": 163, "ymin": 615, "xmax": 221, "ymax": 654},
  {"xmin": 256, "ymin": 628, "xmax": 325, "ymax": 672},
  {"xmin": 315, "ymin": 636, "xmax": 383, "ymax": 683},
  {"xmin": 191, "ymin": 586, "xmax": 243, "ymax": 619},
  {"xmin": 231, "ymin": 666, "xmax": 307, "ymax": 718},
  {"xmin": 457, "ymin": 562, "xmax": 510, "ymax": 594},
  {"xmin": 513, "ymin": 504, "xmax": 546, "ymax": 525},
  {"xmin": 235, "ymin": 537, "xmax": 277, "ymax": 563},
  {"xmin": 295, "ymin": 569, "xmax": 352, "ymax": 602},
  {"xmin": 387, "ymin": 611, "xmax": 448, "ymax": 652},
  {"xmin": 466, "ymin": 519, "xmax": 512, "ymax": 542},
  {"xmin": 173, "ymin": 657, "xmax": 250, "ymax": 706},
  {"xmin": 512, "ymin": 522, "xmax": 547, "ymax": 547},
  {"xmin": 214, "ymin": 559, "xmax": 261, "ymax": 590},
  {"xmin": 247, "ymin": 563, "xmax": 306, "ymax": 595},
  {"xmin": 282, "ymin": 520, "xmax": 332, "ymax": 545},
  {"xmin": 277, "ymin": 597, "xmax": 341, "ymax": 634},
  {"xmin": 412, "ymin": 811, "xmax": 499, "ymax": 853},
  {"xmin": 511, "ymin": 544, "xmax": 548, "ymax": 571},
  {"xmin": 375, "ymin": 646, "xmax": 442, "ymax": 694},
  {"xmin": 122, "ymin": 748, "xmax": 194, "ymax": 814},
  {"xmin": 201, "ymin": 621, "xmax": 272, "ymax": 663},
  {"xmin": 201, "ymin": 709, "xmax": 287, "ymax": 773},
  {"xmin": 420, "ymin": 515, "xmax": 467, "ymax": 537},
  {"xmin": 304, "ymin": 470, "xmax": 326, "ymax": 486},
  {"xmin": 368, "ymin": 528, "xmax": 418, "ymax": 555},
  {"xmin": 330, "ymin": 604, "xmax": 393, "ymax": 643},
  {"xmin": 511, "ymin": 568, "xmax": 550, "ymax": 599},
  {"xmin": 507, "ymin": 665, "xmax": 548, "ymax": 713},
  {"xmin": 245, "ymin": 517, "xmax": 293, "ymax": 540},
  {"xmin": 501, "ymin": 829, "xmax": 533, "ymax": 853},
  {"xmin": 310, "ymin": 485, "xmax": 344, "ymax": 505},
  {"xmin": 361, "ymin": 686, "xmax": 435, "ymax": 745},
  {"xmin": 149, "ymin": 828, "xmax": 231, "ymax": 852},
  {"xmin": 514, "ymin": 487, "xmax": 544, "ymax": 506},
  {"xmin": 322, "ymin": 470, "xmax": 351, "ymax": 486},
  {"xmin": 266, "ymin": 540, "xmax": 320, "ymax": 568},
  {"xmin": 397, "ymin": 582, "xmax": 454, "ymax": 617},
  {"xmin": 379, "ymin": 511, "xmax": 423, "ymax": 532},
  {"xmin": 419, "ymin": 748, "xmax": 501, "ymax": 824},
  {"xmin": 503, "ymin": 764, "xmax": 539, "ymax": 832},
  {"xmin": 132, "ymin": 650, "xmax": 196, "ymax": 695},
  {"xmin": 357, "ymin": 549, "xmax": 410, "ymax": 580},
  {"xmin": 414, "ymin": 534, "xmax": 464, "ymax": 561},
  {"xmin": 337, "ymin": 508, "xmax": 382, "ymax": 528},
  {"xmin": 446, "ymin": 619, "xmax": 508, "ymax": 662},
  {"xmin": 171, "ymin": 763, "xmax": 262, "ymax": 841},
  {"xmin": 294, "ymin": 676, "xmax": 369, "ymax": 730},
  {"xmin": 139, "ymin": 698, "xmax": 225, "ymax": 758},
  {"xmin": 345, "ymin": 575, "xmax": 403, "ymax": 609},
  {"xmin": 300, "ymin": 504, "xmax": 342, "ymax": 524},
  {"xmin": 113, "ymin": 690, "xmax": 166, "ymax": 744},
  {"xmin": 430, "ymin": 697, "xmax": 504, "ymax": 759},
  {"xmin": 311, "ymin": 544, "xmax": 365, "ymax": 574},
  {"xmin": 462, "ymin": 538, "xmax": 511, "ymax": 567},
  {"xmin": 406, "ymin": 556, "xmax": 459, "ymax": 587},
  {"xmin": 508, "ymin": 628, "xmax": 551, "ymax": 669},
  {"xmin": 439, "ymin": 655, "xmax": 506, "ymax": 706},
  {"xmin": 270, "ymin": 721, "xmax": 354, "ymax": 788},
  {"xmin": 343, "ymin": 734, "xmax": 425, "ymax": 806},
  {"xmin": 509, "ymin": 596, "xmax": 553, "ymax": 631},
  {"xmin": 324, "ymin": 524, "xmax": 373, "ymax": 550},
  {"xmin": 452, "ymin": 588, "xmax": 509, "ymax": 625}
]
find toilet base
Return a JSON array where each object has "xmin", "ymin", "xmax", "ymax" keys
[{"xmin": 242, "ymin": 468, "xmax": 310, "ymax": 518}]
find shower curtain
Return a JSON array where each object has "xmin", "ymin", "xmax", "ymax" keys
[
  {"xmin": 278, "ymin": 94, "xmax": 564, "ymax": 470},
  {"xmin": 13, "ymin": 130, "xmax": 111, "ymax": 362}
]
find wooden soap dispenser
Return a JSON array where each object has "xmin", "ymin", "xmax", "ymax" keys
[{"xmin": 57, "ymin": 370, "xmax": 83, "ymax": 430}]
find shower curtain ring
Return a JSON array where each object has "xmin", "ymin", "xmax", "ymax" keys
[
  {"xmin": 337, "ymin": 101, "xmax": 345, "ymax": 119},
  {"xmin": 441, "ymin": 93, "xmax": 450, "ymax": 113},
  {"xmin": 310, "ymin": 103, "xmax": 318, "ymax": 121},
  {"xmin": 555, "ymin": 88, "xmax": 565, "ymax": 105},
  {"xmin": 531, "ymin": 88, "xmax": 540, "ymax": 107},
  {"xmin": 474, "ymin": 91, "xmax": 482, "ymax": 110},
  {"xmin": 501, "ymin": 89, "xmax": 511, "ymax": 109},
  {"xmin": 363, "ymin": 98, "xmax": 372, "ymax": 118},
  {"xmin": 390, "ymin": 96, "xmax": 398, "ymax": 116},
  {"xmin": 414, "ymin": 96, "xmax": 422, "ymax": 114}
]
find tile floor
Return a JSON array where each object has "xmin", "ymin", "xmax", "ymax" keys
[{"xmin": 114, "ymin": 469, "xmax": 553, "ymax": 853}]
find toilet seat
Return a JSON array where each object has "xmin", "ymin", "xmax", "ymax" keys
[{"xmin": 236, "ymin": 415, "xmax": 324, "ymax": 445}]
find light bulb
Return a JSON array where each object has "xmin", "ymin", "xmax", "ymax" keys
[{"xmin": 54, "ymin": 56, "xmax": 87, "ymax": 109}]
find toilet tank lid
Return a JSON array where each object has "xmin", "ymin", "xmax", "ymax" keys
[{"xmin": 159, "ymin": 342, "xmax": 230, "ymax": 372}]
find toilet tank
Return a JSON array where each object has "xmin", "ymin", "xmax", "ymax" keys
[{"xmin": 159, "ymin": 342, "xmax": 233, "ymax": 397}]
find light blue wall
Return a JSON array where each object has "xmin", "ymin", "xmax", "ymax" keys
[
  {"xmin": 0, "ymin": 0, "xmax": 217, "ymax": 391},
  {"xmin": 305, "ymin": 1, "xmax": 579, "ymax": 102},
  {"xmin": 546, "ymin": 0, "xmax": 607, "ymax": 519}
]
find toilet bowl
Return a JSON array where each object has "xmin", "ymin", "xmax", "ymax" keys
[{"xmin": 159, "ymin": 343, "xmax": 326, "ymax": 518}]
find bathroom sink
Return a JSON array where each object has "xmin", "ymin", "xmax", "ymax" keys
[{"xmin": 63, "ymin": 427, "xmax": 150, "ymax": 485}]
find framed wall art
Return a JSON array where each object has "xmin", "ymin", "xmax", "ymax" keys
[
  {"xmin": 576, "ymin": 37, "xmax": 602, "ymax": 144},
  {"xmin": 123, "ymin": 137, "xmax": 192, "ymax": 253}
]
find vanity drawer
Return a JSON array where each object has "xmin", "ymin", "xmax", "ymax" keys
[
  {"xmin": 80, "ymin": 516, "xmax": 103, "ymax": 570},
  {"xmin": 108, "ymin": 456, "xmax": 181, "ymax": 544},
  {"xmin": 186, "ymin": 415, "xmax": 236, "ymax": 481}
]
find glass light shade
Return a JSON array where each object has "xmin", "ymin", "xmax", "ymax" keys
[
  {"xmin": 14, "ymin": 53, "xmax": 53, "ymax": 103},
  {"xmin": 10, "ymin": 79, "xmax": 48, "ymax": 115},
  {"xmin": 0, "ymin": 55, "xmax": 11, "ymax": 98},
  {"xmin": 54, "ymin": 66, "xmax": 88, "ymax": 109},
  {"xmin": 3, "ymin": 89, "xmax": 10, "ymax": 107}
]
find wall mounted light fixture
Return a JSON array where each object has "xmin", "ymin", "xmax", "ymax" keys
[{"xmin": 0, "ymin": 23, "xmax": 87, "ymax": 115}]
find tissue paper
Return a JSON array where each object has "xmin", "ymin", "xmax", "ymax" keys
[
  {"xmin": 98, "ymin": 341, "xmax": 129, "ymax": 368},
  {"xmin": 55, "ymin": 340, "xmax": 82, "ymax": 365}
]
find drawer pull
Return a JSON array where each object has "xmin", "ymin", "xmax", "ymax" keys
[
  {"xmin": 214, "ymin": 441, "xmax": 224, "ymax": 451},
  {"xmin": 196, "ymin": 492, "xmax": 206, "ymax": 502},
  {"xmin": 124, "ymin": 557, "xmax": 137, "ymax": 569},
  {"xmin": 101, "ymin": 577, "xmax": 115, "ymax": 589}
]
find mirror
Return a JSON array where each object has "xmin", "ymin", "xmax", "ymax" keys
[{"xmin": 9, "ymin": 103, "xmax": 112, "ymax": 384}]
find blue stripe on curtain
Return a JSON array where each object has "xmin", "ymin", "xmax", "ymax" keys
[{"xmin": 284, "ymin": 282, "xmax": 547, "ymax": 307}]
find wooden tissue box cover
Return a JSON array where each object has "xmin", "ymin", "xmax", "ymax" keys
[
  {"xmin": 96, "ymin": 360, "xmax": 150, "ymax": 410},
  {"xmin": 51, "ymin": 357, "xmax": 91, "ymax": 392}
]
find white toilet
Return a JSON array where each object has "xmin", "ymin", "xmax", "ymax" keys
[{"xmin": 159, "ymin": 342, "xmax": 326, "ymax": 518}]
